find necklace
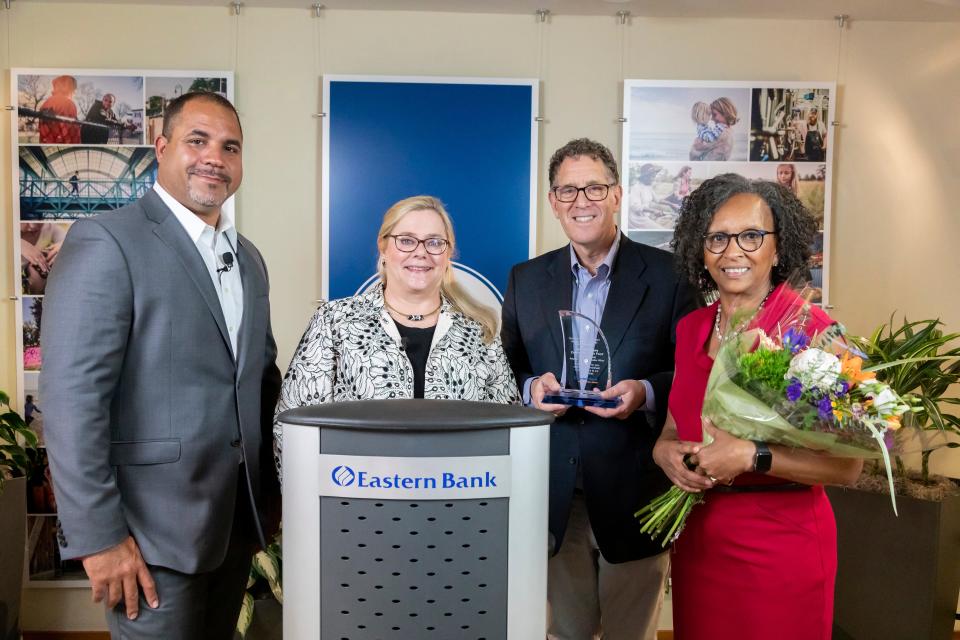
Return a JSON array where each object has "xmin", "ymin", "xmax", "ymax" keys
[
  {"xmin": 384, "ymin": 298, "xmax": 441, "ymax": 322},
  {"xmin": 714, "ymin": 287, "xmax": 774, "ymax": 343}
]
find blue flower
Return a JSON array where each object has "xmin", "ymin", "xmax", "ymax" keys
[
  {"xmin": 786, "ymin": 379, "xmax": 803, "ymax": 402},
  {"xmin": 818, "ymin": 395, "xmax": 833, "ymax": 420},
  {"xmin": 783, "ymin": 327, "xmax": 811, "ymax": 354},
  {"xmin": 835, "ymin": 380, "xmax": 850, "ymax": 398}
]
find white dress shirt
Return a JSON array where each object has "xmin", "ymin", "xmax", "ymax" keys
[{"xmin": 153, "ymin": 183, "xmax": 244, "ymax": 358}]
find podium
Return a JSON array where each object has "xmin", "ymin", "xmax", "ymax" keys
[{"xmin": 279, "ymin": 399, "xmax": 553, "ymax": 640}]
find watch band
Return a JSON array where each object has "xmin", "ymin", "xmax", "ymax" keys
[{"xmin": 752, "ymin": 440, "xmax": 772, "ymax": 474}]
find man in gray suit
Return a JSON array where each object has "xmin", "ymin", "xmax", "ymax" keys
[{"xmin": 40, "ymin": 92, "xmax": 282, "ymax": 638}]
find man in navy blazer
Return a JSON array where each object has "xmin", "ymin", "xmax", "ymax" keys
[
  {"xmin": 41, "ymin": 92, "xmax": 281, "ymax": 638},
  {"xmin": 501, "ymin": 139, "xmax": 694, "ymax": 639}
]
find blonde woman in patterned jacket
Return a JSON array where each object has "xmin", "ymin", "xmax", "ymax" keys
[{"xmin": 273, "ymin": 195, "xmax": 519, "ymax": 473}]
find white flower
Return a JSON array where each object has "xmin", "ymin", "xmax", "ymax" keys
[
  {"xmin": 785, "ymin": 348, "xmax": 842, "ymax": 391},
  {"xmin": 859, "ymin": 380, "xmax": 908, "ymax": 416}
]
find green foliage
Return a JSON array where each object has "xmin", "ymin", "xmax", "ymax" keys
[
  {"xmin": 851, "ymin": 317, "xmax": 960, "ymax": 483},
  {"xmin": 236, "ymin": 531, "xmax": 283, "ymax": 637},
  {"xmin": 0, "ymin": 390, "xmax": 40, "ymax": 493},
  {"xmin": 737, "ymin": 347, "xmax": 792, "ymax": 394}
]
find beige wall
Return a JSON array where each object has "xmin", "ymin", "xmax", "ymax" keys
[{"xmin": 1, "ymin": 2, "xmax": 959, "ymax": 630}]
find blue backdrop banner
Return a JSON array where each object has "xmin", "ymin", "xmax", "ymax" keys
[{"xmin": 323, "ymin": 77, "xmax": 538, "ymax": 306}]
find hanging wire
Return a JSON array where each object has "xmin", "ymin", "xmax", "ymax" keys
[
  {"xmin": 4, "ymin": 1, "xmax": 12, "ymax": 76},
  {"xmin": 535, "ymin": 9, "xmax": 548, "ymax": 123},
  {"xmin": 313, "ymin": 4, "xmax": 326, "ymax": 104},
  {"xmin": 617, "ymin": 11, "xmax": 630, "ymax": 125},
  {"xmin": 233, "ymin": 5, "xmax": 241, "ymax": 78},
  {"xmin": 5, "ymin": 1, "xmax": 17, "ymax": 303},
  {"xmin": 832, "ymin": 15, "xmax": 848, "ymax": 126}
]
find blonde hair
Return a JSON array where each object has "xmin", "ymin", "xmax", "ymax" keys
[
  {"xmin": 776, "ymin": 163, "xmax": 799, "ymax": 195},
  {"xmin": 710, "ymin": 97, "xmax": 740, "ymax": 126},
  {"xmin": 376, "ymin": 195, "xmax": 500, "ymax": 344},
  {"xmin": 691, "ymin": 101, "xmax": 712, "ymax": 125}
]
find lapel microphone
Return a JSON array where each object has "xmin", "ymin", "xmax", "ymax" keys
[{"xmin": 217, "ymin": 252, "xmax": 234, "ymax": 275}]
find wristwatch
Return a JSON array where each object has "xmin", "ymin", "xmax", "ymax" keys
[{"xmin": 752, "ymin": 440, "xmax": 772, "ymax": 474}]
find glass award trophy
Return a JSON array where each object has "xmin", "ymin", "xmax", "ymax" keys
[{"xmin": 541, "ymin": 310, "xmax": 622, "ymax": 409}]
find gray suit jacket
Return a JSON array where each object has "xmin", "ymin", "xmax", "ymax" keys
[{"xmin": 40, "ymin": 190, "xmax": 282, "ymax": 574}]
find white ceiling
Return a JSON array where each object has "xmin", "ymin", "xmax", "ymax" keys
[{"xmin": 18, "ymin": 0, "xmax": 960, "ymax": 22}]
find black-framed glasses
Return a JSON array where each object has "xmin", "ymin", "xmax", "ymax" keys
[
  {"xmin": 703, "ymin": 229, "xmax": 776, "ymax": 254},
  {"xmin": 388, "ymin": 234, "xmax": 449, "ymax": 255},
  {"xmin": 551, "ymin": 183, "xmax": 616, "ymax": 203}
]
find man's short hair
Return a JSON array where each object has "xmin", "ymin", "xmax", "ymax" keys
[
  {"xmin": 548, "ymin": 138, "xmax": 620, "ymax": 187},
  {"xmin": 161, "ymin": 91, "xmax": 241, "ymax": 139}
]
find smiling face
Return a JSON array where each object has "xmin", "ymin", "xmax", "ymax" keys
[
  {"xmin": 549, "ymin": 155, "xmax": 620, "ymax": 256},
  {"xmin": 380, "ymin": 208, "xmax": 450, "ymax": 298},
  {"xmin": 155, "ymin": 98, "xmax": 243, "ymax": 223},
  {"xmin": 704, "ymin": 193, "xmax": 778, "ymax": 301}
]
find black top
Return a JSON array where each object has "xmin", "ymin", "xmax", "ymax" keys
[{"xmin": 395, "ymin": 322, "xmax": 436, "ymax": 398}]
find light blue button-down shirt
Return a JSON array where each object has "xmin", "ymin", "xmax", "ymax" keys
[
  {"xmin": 523, "ymin": 233, "xmax": 655, "ymax": 412},
  {"xmin": 154, "ymin": 183, "xmax": 244, "ymax": 358}
]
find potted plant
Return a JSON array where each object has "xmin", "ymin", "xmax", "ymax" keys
[
  {"xmin": 0, "ymin": 390, "xmax": 40, "ymax": 639},
  {"xmin": 828, "ymin": 318, "xmax": 960, "ymax": 640},
  {"xmin": 236, "ymin": 531, "xmax": 283, "ymax": 639}
]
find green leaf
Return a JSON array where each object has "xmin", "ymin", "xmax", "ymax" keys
[{"xmin": 235, "ymin": 592, "xmax": 255, "ymax": 637}]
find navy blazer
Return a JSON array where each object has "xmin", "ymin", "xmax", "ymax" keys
[{"xmin": 501, "ymin": 234, "xmax": 695, "ymax": 562}]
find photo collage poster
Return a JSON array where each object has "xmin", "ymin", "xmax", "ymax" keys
[
  {"xmin": 10, "ymin": 68, "xmax": 233, "ymax": 584},
  {"xmin": 621, "ymin": 81, "xmax": 834, "ymax": 304}
]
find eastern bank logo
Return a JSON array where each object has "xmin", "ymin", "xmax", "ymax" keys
[
  {"xmin": 332, "ymin": 465, "xmax": 356, "ymax": 487},
  {"xmin": 330, "ymin": 464, "xmax": 497, "ymax": 490}
]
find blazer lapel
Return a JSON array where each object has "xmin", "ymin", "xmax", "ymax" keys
[
  {"xmin": 542, "ymin": 248, "xmax": 574, "ymax": 366},
  {"xmin": 235, "ymin": 238, "xmax": 265, "ymax": 375},
  {"xmin": 600, "ymin": 235, "xmax": 650, "ymax": 357},
  {"xmin": 144, "ymin": 191, "xmax": 234, "ymax": 360}
]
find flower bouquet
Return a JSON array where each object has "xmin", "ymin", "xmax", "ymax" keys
[{"xmin": 636, "ymin": 284, "xmax": 919, "ymax": 547}]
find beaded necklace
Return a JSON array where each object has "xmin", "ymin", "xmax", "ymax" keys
[{"xmin": 713, "ymin": 287, "xmax": 774, "ymax": 344}]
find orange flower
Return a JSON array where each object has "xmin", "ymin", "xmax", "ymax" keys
[
  {"xmin": 886, "ymin": 415, "xmax": 902, "ymax": 431},
  {"xmin": 841, "ymin": 352, "xmax": 876, "ymax": 385}
]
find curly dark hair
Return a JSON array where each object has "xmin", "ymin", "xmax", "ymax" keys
[
  {"xmin": 548, "ymin": 138, "xmax": 619, "ymax": 186},
  {"xmin": 671, "ymin": 173, "xmax": 817, "ymax": 293}
]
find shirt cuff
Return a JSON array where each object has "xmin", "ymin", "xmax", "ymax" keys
[
  {"xmin": 641, "ymin": 379, "xmax": 655, "ymax": 413},
  {"xmin": 522, "ymin": 376, "xmax": 539, "ymax": 407}
]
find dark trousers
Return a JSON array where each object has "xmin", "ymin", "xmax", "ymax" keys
[{"xmin": 107, "ymin": 472, "xmax": 256, "ymax": 639}]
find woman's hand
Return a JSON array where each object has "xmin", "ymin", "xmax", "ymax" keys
[
  {"xmin": 693, "ymin": 420, "xmax": 755, "ymax": 484},
  {"xmin": 653, "ymin": 433, "xmax": 714, "ymax": 494}
]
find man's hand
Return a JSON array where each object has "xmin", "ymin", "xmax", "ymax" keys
[
  {"xmin": 531, "ymin": 372, "xmax": 569, "ymax": 417},
  {"xmin": 82, "ymin": 536, "xmax": 158, "ymax": 620},
  {"xmin": 583, "ymin": 379, "xmax": 646, "ymax": 420}
]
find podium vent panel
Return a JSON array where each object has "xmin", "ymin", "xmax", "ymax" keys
[{"xmin": 320, "ymin": 497, "xmax": 508, "ymax": 639}]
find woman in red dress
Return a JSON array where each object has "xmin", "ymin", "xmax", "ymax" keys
[{"xmin": 653, "ymin": 174, "xmax": 862, "ymax": 640}]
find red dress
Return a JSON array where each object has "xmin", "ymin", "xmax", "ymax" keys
[{"xmin": 667, "ymin": 288, "xmax": 837, "ymax": 640}]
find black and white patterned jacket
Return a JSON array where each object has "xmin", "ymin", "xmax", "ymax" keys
[{"xmin": 273, "ymin": 287, "xmax": 519, "ymax": 472}]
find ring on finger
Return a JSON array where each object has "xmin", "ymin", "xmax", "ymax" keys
[{"xmin": 708, "ymin": 475, "xmax": 718, "ymax": 482}]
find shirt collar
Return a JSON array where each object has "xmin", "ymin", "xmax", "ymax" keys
[
  {"xmin": 569, "ymin": 230, "xmax": 621, "ymax": 280},
  {"xmin": 153, "ymin": 182, "xmax": 237, "ymax": 246}
]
